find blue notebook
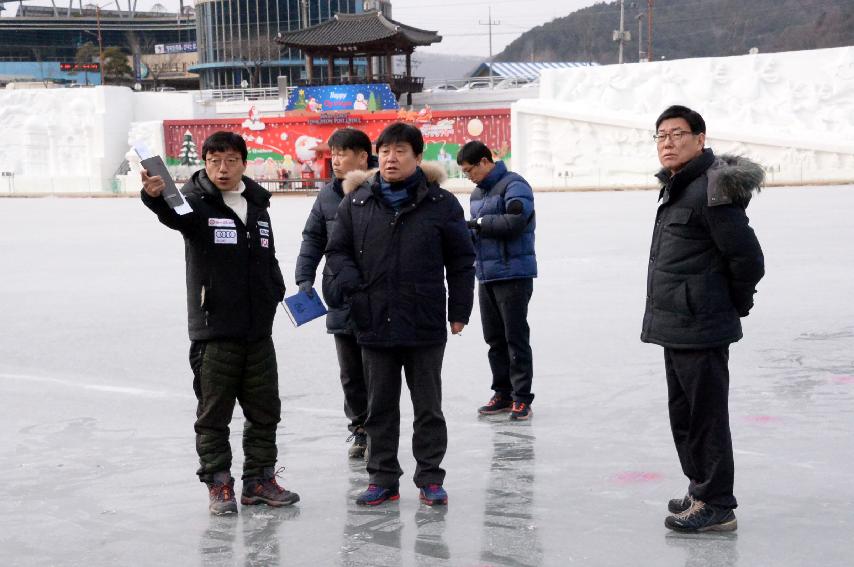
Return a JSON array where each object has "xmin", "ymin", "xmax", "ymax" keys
[{"xmin": 282, "ymin": 288, "xmax": 328, "ymax": 327}]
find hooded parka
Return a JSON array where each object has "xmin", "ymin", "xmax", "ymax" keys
[
  {"xmin": 324, "ymin": 164, "xmax": 475, "ymax": 347},
  {"xmin": 641, "ymin": 149, "xmax": 765, "ymax": 349}
]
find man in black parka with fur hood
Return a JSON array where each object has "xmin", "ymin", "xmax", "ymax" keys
[
  {"xmin": 643, "ymin": 106, "xmax": 764, "ymax": 534},
  {"xmin": 324, "ymin": 123, "xmax": 475, "ymax": 508}
]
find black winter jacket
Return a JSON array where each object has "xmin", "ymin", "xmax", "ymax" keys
[
  {"xmin": 294, "ymin": 178, "xmax": 351, "ymax": 334},
  {"xmin": 324, "ymin": 164, "xmax": 476, "ymax": 347},
  {"xmin": 641, "ymin": 149, "xmax": 765, "ymax": 349},
  {"xmin": 141, "ymin": 170, "xmax": 286, "ymax": 341}
]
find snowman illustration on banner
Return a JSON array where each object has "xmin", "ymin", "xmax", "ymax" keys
[{"xmin": 353, "ymin": 93, "xmax": 368, "ymax": 111}]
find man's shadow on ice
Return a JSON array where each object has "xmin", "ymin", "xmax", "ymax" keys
[
  {"xmin": 479, "ymin": 427, "xmax": 543, "ymax": 567},
  {"xmin": 666, "ymin": 531, "xmax": 739, "ymax": 567},
  {"xmin": 340, "ymin": 460, "xmax": 403, "ymax": 567},
  {"xmin": 198, "ymin": 499, "xmax": 299, "ymax": 566}
]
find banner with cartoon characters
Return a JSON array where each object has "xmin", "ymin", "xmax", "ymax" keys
[
  {"xmin": 163, "ymin": 106, "xmax": 510, "ymax": 181},
  {"xmin": 285, "ymin": 84, "xmax": 399, "ymax": 113}
]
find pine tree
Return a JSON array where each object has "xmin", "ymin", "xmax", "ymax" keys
[
  {"xmin": 367, "ymin": 91, "xmax": 378, "ymax": 112},
  {"xmin": 294, "ymin": 89, "xmax": 307, "ymax": 111},
  {"xmin": 179, "ymin": 130, "xmax": 200, "ymax": 166}
]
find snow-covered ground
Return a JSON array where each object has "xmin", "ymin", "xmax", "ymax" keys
[{"xmin": 1, "ymin": 186, "xmax": 852, "ymax": 566}]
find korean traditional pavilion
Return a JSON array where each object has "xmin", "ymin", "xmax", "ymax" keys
[{"xmin": 274, "ymin": 10, "xmax": 441, "ymax": 99}]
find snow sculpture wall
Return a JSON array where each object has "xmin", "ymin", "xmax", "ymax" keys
[
  {"xmin": 512, "ymin": 46, "xmax": 854, "ymax": 188},
  {"xmin": 0, "ymin": 87, "xmax": 134, "ymax": 193}
]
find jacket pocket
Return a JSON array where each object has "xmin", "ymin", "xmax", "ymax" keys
[{"xmin": 349, "ymin": 290, "xmax": 372, "ymax": 332}]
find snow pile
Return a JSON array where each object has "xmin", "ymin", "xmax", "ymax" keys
[{"xmin": 512, "ymin": 46, "xmax": 854, "ymax": 188}]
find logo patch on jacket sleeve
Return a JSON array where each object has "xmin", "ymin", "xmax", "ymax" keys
[
  {"xmin": 257, "ymin": 220, "xmax": 270, "ymax": 228},
  {"xmin": 259, "ymin": 228, "xmax": 270, "ymax": 237},
  {"xmin": 260, "ymin": 237, "xmax": 270, "ymax": 248},
  {"xmin": 209, "ymin": 218, "xmax": 236, "ymax": 227},
  {"xmin": 214, "ymin": 229, "xmax": 238, "ymax": 244}
]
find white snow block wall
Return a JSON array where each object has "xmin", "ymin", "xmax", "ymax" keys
[
  {"xmin": 512, "ymin": 46, "xmax": 854, "ymax": 189},
  {"xmin": 0, "ymin": 86, "xmax": 134, "ymax": 193}
]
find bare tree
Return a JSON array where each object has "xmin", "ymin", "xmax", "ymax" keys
[{"xmin": 229, "ymin": 36, "xmax": 281, "ymax": 88}]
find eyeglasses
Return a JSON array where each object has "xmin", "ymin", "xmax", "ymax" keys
[
  {"xmin": 460, "ymin": 160, "xmax": 485, "ymax": 178},
  {"xmin": 653, "ymin": 130, "xmax": 694, "ymax": 144},
  {"xmin": 206, "ymin": 157, "xmax": 242, "ymax": 168}
]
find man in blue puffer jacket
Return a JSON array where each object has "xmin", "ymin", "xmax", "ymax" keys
[{"xmin": 458, "ymin": 141, "xmax": 537, "ymax": 420}]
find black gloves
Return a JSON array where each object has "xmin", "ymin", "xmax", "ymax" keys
[
  {"xmin": 467, "ymin": 218, "xmax": 480, "ymax": 230},
  {"xmin": 298, "ymin": 280, "xmax": 314, "ymax": 298}
]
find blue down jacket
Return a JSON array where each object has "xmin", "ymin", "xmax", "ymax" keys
[{"xmin": 469, "ymin": 161, "xmax": 537, "ymax": 283}]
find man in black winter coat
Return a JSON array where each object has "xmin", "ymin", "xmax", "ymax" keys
[
  {"xmin": 294, "ymin": 127, "xmax": 374, "ymax": 459},
  {"xmin": 325, "ymin": 122, "xmax": 475, "ymax": 507},
  {"xmin": 141, "ymin": 131, "xmax": 299, "ymax": 516},
  {"xmin": 643, "ymin": 106, "xmax": 765, "ymax": 533}
]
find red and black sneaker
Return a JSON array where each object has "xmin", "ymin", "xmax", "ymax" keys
[
  {"xmin": 477, "ymin": 393, "xmax": 513, "ymax": 415},
  {"xmin": 241, "ymin": 467, "xmax": 300, "ymax": 507},
  {"xmin": 509, "ymin": 401, "xmax": 532, "ymax": 421},
  {"xmin": 207, "ymin": 475, "xmax": 238, "ymax": 516},
  {"xmin": 356, "ymin": 484, "xmax": 400, "ymax": 506}
]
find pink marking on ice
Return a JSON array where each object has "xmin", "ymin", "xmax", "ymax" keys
[
  {"xmin": 832, "ymin": 375, "xmax": 854, "ymax": 384},
  {"xmin": 743, "ymin": 415, "xmax": 780, "ymax": 424},
  {"xmin": 613, "ymin": 471, "xmax": 664, "ymax": 484}
]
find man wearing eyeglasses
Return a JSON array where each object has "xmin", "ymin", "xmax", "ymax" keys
[
  {"xmin": 140, "ymin": 131, "xmax": 299, "ymax": 515},
  {"xmin": 643, "ymin": 106, "xmax": 765, "ymax": 533},
  {"xmin": 457, "ymin": 141, "xmax": 537, "ymax": 421}
]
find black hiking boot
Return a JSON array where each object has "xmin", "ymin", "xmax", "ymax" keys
[
  {"xmin": 347, "ymin": 428, "xmax": 368, "ymax": 459},
  {"xmin": 668, "ymin": 493, "xmax": 693, "ymax": 514},
  {"xmin": 665, "ymin": 499, "xmax": 737, "ymax": 533},
  {"xmin": 241, "ymin": 467, "xmax": 300, "ymax": 507},
  {"xmin": 478, "ymin": 392, "xmax": 512, "ymax": 415}
]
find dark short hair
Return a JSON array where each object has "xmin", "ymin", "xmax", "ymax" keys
[
  {"xmin": 655, "ymin": 105, "xmax": 706, "ymax": 134},
  {"xmin": 375, "ymin": 122, "xmax": 423, "ymax": 156},
  {"xmin": 328, "ymin": 128, "xmax": 372, "ymax": 155},
  {"xmin": 202, "ymin": 131, "xmax": 248, "ymax": 162},
  {"xmin": 456, "ymin": 140, "xmax": 493, "ymax": 166}
]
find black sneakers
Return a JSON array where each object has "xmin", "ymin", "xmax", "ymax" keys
[
  {"xmin": 241, "ymin": 467, "xmax": 300, "ymax": 507},
  {"xmin": 207, "ymin": 473, "xmax": 238, "ymax": 516},
  {"xmin": 668, "ymin": 493, "xmax": 693, "ymax": 514},
  {"xmin": 347, "ymin": 428, "xmax": 368, "ymax": 459},
  {"xmin": 665, "ymin": 499, "xmax": 737, "ymax": 533},
  {"xmin": 478, "ymin": 393, "xmax": 512, "ymax": 415},
  {"xmin": 509, "ymin": 401, "xmax": 532, "ymax": 421}
]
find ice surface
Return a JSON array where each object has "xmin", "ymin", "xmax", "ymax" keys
[{"xmin": 1, "ymin": 187, "xmax": 852, "ymax": 565}]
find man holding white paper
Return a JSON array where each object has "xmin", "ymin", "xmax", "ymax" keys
[{"xmin": 140, "ymin": 131, "xmax": 298, "ymax": 516}]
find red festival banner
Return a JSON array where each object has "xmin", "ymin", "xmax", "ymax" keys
[{"xmin": 163, "ymin": 107, "xmax": 510, "ymax": 180}]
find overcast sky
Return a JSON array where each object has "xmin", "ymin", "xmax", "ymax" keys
[{"xmin": 4, "ymin": 0, "xmax": 605, "ymax": 57}]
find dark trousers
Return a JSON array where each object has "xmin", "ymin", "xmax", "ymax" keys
[
  {"xmin": 479, "ymin": 278, "xmax": 534, "ymax": 404},
  {"xmin": 334, "ymin": 333, "xmax": 368, "ymax": 433},
  {"xmin": 664, "ymin": 346, "xmax": 737, "ymax": 509},
  {"xmin": 361, "ymin": 344, "xmax": 447, "ymax": 488},
  {"xmin": 189, "ymin": 337, "xmax": 281, "ymax": 483}
]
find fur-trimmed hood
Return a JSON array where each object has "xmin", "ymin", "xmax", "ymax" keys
[
  {"xmin": 706, "ymin": 154, "xmax": 764, "ymax": 208},
  {"xmin": 342, "ymin": 162, "xmax": 448, "ymax": 195},
  {"xmin": 657, "ymin": 151, "xmax": 764, "ymax": 208}
]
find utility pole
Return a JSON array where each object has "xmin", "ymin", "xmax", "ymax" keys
[
  {"xmin": 648, "ymin": 0, "xmax": 655, "ymax": 61},
  {"xmin": 612, "ymin": 0, "xmax": 630, "ymax": 64},
  {"xmin": 636, "ymin": 13, "xmax": 645, "ymax": 61},
  {"xmin": 96, "ymin": 5, "xmax": 104, "ymax": 84},
  {"xmin": 478, "ymin": 6, "xmax": 500, "ymax": 88}
]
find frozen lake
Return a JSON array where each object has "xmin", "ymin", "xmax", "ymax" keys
[{"xmin": 1, "ymin": 186, "xmax": 852, "ymax": 566}]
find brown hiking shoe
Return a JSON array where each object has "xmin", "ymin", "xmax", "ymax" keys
[
  {"xmin": 241, "ymin": 467, "xmax": 300, "ymax": 507},
  {"xmin": 207, "ymin": 473, "xmax": 238, "ymax": 516}
]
